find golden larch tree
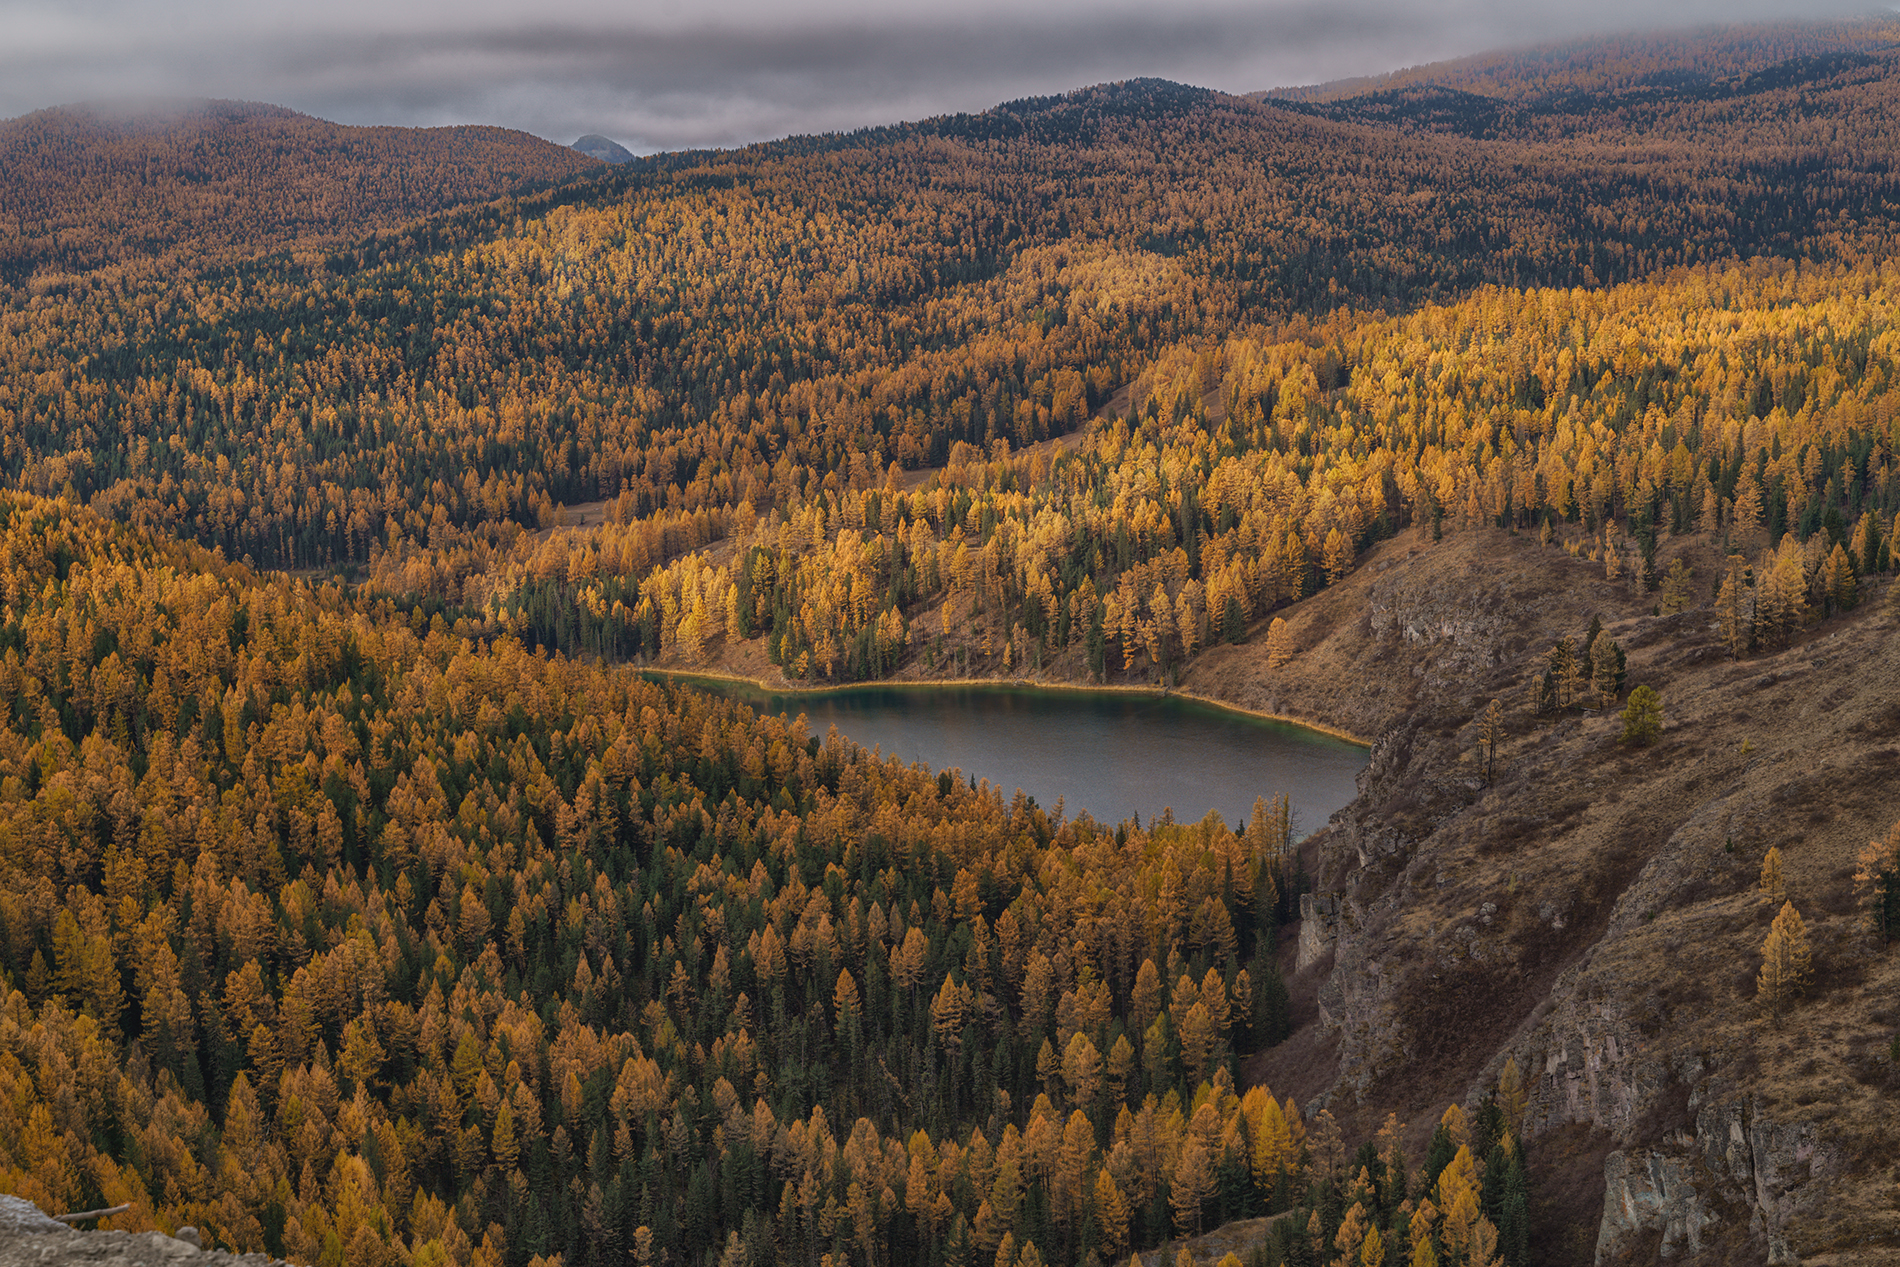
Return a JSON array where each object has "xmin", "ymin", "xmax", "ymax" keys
[
  {"xmin": 1757, "ymin": 900, "xmax": 1812, "ymax": 1020},
  {"xmin": 1759, "ymin": 846, "xmax": 1783, "ymax": 895},
  {"xmin": 1334, "ymin": 1201, "xmax": 1369, "ymax": 1265},
  {"xmin": 1714, "ymin": 554, "xmax": 1752, "ymax": 659},
  {"xmin": 1265, "ymin": 617, "xmax": 1293, "ymax": 668},
  {"xmin": 1092, "ymin": 1169, "xmax": 1129, "ymax": 1258},
  {"xmin": 1854, "ymin": 818, "xmax": 1900, "ymax": 943},
  {"xmin": 1168, "ymin": 1137, "xmax": 1214, "ymax": 1236}
]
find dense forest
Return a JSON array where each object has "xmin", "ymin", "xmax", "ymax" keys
[
  {"xmin": 374, "ymin": 255, "xmax": 1900, "ymax": 693},
  {"xmin": 3, "ymin": 20, "xmax": 1900, "ymax": 579},
  {"xmin": 0, "ymin": 14, "xmax": 1898, "ymax": 1267},
  {"xmin": 0, "ymin": 492, "xmax": 1529, "ymax": 1267},
  {"xmin": 0, "ymin": 102, "xmax": 599, "ymax": 291}
]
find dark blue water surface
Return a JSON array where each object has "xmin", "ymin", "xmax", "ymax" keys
[{"xmin": 656, "ymin": 677, "xmax": 1367, "ymax": 835}]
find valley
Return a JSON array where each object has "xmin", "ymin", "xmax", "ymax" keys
[{"xmin": 0, "ymin": 15, "xmax": 1897, "ymax": 1267}]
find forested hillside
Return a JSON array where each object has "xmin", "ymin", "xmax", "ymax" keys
[
  {"xmin": 1264, "ymin": 20, "xmax": 1897, "ymax": 109},
  {"xmin": 0, "ymin": 15, "xmax": 1898, "ymax": 1267},
  {"xmin": 0, "ymin": 492, "xmax": 1533, "ymax": 1267},
  {"xmin": 4, "ymin": 20, "xmax": 1900, "ymax": 578},
  {"xmin": 0, "ymin": 101, "xmax": 599, "ymax": 291},
  {"xmin": 374, "ymin": 255, "xmax": 1899, "ymax": 699}
]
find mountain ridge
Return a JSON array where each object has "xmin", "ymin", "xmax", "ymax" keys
[{"xmin": 0, "ymin": 98, "xmax": 601, "ymax": 288}]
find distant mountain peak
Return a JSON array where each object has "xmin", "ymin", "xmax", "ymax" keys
[{"xmin": 573, "ymin": 134, "xmax": 634, "ymax": 164}]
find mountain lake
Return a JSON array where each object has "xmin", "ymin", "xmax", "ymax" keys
[{"xmin": 649, "ymin": 676, "xmax": 1369, "ymax": 835}]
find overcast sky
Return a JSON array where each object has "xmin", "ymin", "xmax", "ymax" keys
[{"xmin": 0, "ymin": 0, "xmax": 1879, "ymax": 153}]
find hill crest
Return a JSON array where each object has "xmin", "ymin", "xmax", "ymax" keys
[{"xmin": 0, "ymin": 97, "xmax": 600, "ymax": 288}]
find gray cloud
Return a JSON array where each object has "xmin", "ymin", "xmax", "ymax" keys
[{"xmin": 0, "ymin": 0, "xmax": 1875, "ymax": 151}]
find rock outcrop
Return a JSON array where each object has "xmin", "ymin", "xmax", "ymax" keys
[
  {"xmin": 0, "ymin": 1197, "xmax": 64, "ymax": 1236},
  {"xmin": 1596, "ymin": 1101, "xmax": 1838, "ymax": 1265},
  {"xmin": 0, "ymin": 1196, "xmax": 288, "ymax": 1267}
]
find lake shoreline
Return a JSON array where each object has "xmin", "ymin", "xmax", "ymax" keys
[{"xmin": 639, "ymin": 666, "xmax": 1375, "ymax": 749}]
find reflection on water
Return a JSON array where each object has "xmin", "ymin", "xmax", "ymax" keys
[{"xmin": 657, "ymin": 677, "xmax": 1367, "ymax": 835}]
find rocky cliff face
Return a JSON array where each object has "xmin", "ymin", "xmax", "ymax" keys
[
  {"xmin": 1595, "ymin": 1099, "xmax": 1839, "ymax": 1266},
  {"xmin": 1206, "ymin": 527, "xmax": 1900, "ymax": 1264}
]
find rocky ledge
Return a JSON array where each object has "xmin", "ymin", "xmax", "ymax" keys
[{"xmin": 0, "ymin": 1197, "xmax": 290, "ymax": 1267}]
